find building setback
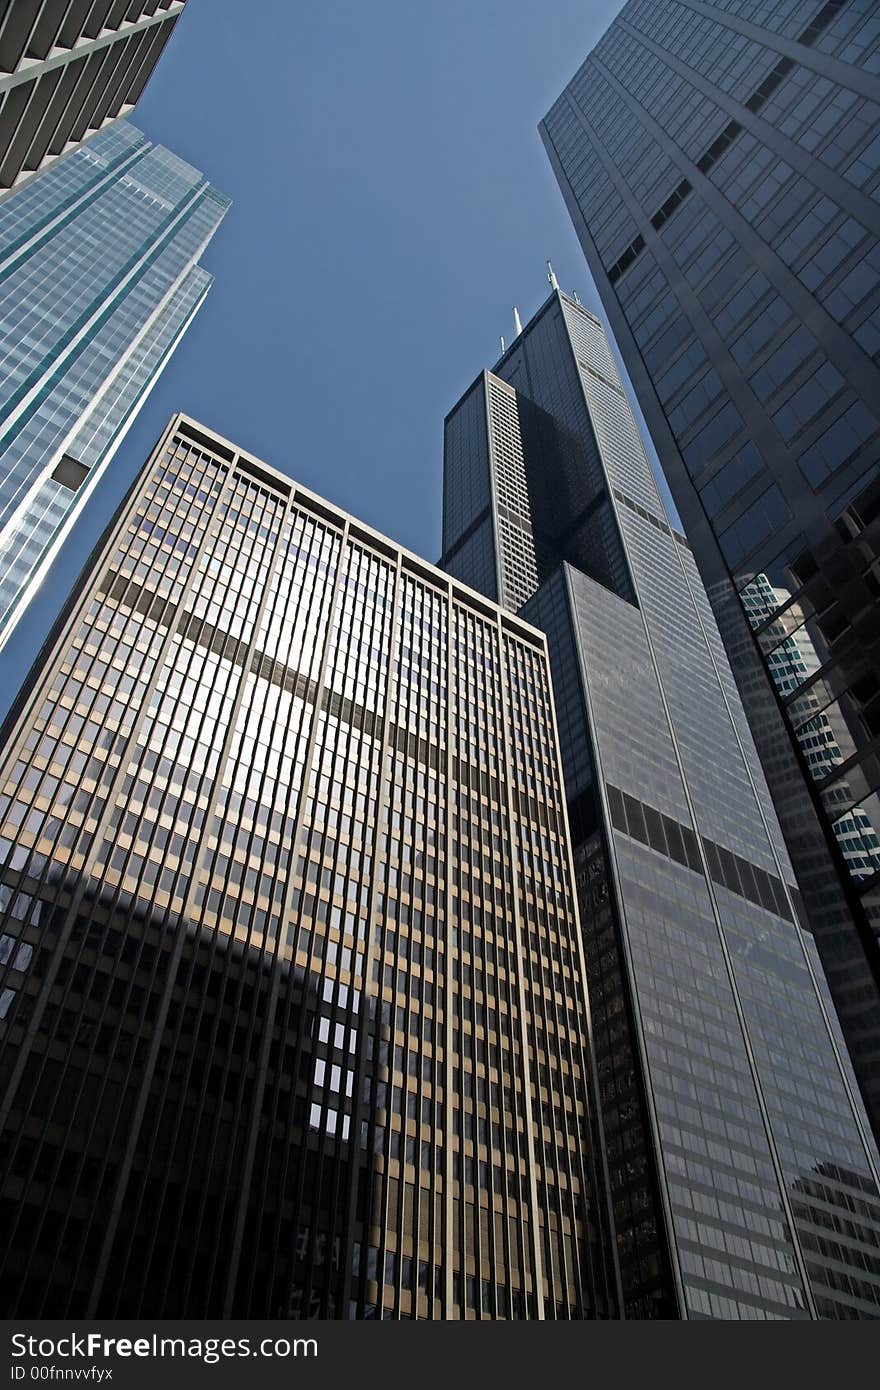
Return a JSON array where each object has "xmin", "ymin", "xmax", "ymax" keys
[
  {"xmin": 441, "ymin": 285, "xmax": 880, "ymax": 1318},
  {"xmin": 0, "ymin": 1, "xmax": 185, "ymax": 201},
  {"xmin": 540, "ymin": 0, "xmax": 880, "ymax": 1138},
  {"xmin": 0, "ymin": 414, "xmax": 612, "ymax": 1319},
  {"xmin": 0, "ymin": 120, "xmax": 228, "ymax": 653}
]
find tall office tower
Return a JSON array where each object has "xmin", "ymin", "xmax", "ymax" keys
[
  {"xmin": 0, "ymin": 1, "xmax": 185, "ymax": 201},
  {"xmin": 0, "ymin": 119, "xmax": 228, "ymax": 653},
  {"xmin": 442, "ymin": 286, "xmax": 880, "ymax": 1318},
  {"xmin": 0, "ymin": 413, "xmax": 612, "ymax": 1320},
  {"xmin": 540, "ymin": 0, "xmax": 880, "ymax": 1139}
]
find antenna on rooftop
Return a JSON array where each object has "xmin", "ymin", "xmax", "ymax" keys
[
  {"xmin": 547, "ymin": 261, "xmax": 559, "ymax": 290},
  {"xmin": 513, "ymin": 307, "xmax": 523, "ymax": 336},
  {"xmin": 500, "ymin": 335, "xmax": 506, "ymax": 354}
]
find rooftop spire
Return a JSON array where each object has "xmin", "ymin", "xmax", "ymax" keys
[
  {"xmin": 513, "ymin": 306, "xmax": 523, "ymax": 337},
  {"xmin": 547, "ymin": 260, "xmax": 559, "ymax": 290}
]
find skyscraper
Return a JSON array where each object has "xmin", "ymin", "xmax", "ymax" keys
[
  {"xmin": 442, "ymin": 285, "xmax": 880, "ymax": 1318},
  {"xmin": 0, "ymin": 119, "xmax": 228, "ymax": 653},
  {"xmin": 0, "ymin": 413, "xmax": 611, "ymax": 1320},
  {"xmin": 540, "ymin": 0, "xmax": 880, "ymax": 1136},
  {"xmin": 0, "ymin": 1, "xmax": 185, "ymax": 200}
]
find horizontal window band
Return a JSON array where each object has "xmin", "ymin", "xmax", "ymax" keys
[
  {"xmin": 94, "ymin": 577, "xmax": 553, "ymax": 831},
  {"xmin": 605, "ymin": 780, "xmax": 798, "ymax": 924},
  {"xmin": 612, "ymin": 487, "xmax": 689, "ymax": 548}
]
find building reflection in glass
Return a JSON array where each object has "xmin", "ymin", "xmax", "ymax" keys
[{"xmin": 743, "ymin": 571, "xmax": 880, "ymax": 884}]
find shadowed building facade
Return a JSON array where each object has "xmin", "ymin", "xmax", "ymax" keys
[
  {"xmin": 442, "ymin": 285, "xmax": 880, "ymax": 1318},
  {"xmin": 0, "ymin": 120, "xmax": 228, "ymax": 654},
  {"xmin": 540, "ymin": 0, "xmax": 880, "ymax": 1139},
  {"xmin": 0, "ymin": 414, "xmax": 612, "ymax": 1319},
  {"xmin": 0, "ymin": 1, "xmax": 185, "ymax": 201}
]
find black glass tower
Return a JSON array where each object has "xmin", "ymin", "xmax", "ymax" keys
[
  {"xmin": 442, "ymin": 285, "xmax": 880, "ymax": 1318},
  {"xmin": 540, "ymin": 0, "xmax": 880, "ymax": 1141}
]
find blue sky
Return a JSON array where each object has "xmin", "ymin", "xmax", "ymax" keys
[{"xmin": 4, "ymin": 0, "xmax": 681, "ymax": 699}]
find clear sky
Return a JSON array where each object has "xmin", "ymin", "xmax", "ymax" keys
[{"xmin": 3, "ymin": 0, "xmax": 680, "ymax": 706}]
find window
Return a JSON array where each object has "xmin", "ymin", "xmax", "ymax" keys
[
  {"xmin": 799, "ymin": 217, "xmax": 868, "ymax": 291},
  {"xmin": 719, "ymin": 484, "xmax": 790, "ymax": 568},
  {"xmin": 772, "ymin": 361, "xmax": 845, "ymax": 441},
  {"xmin": 699, "ymin": 443, "xmax": 766, "ymax": 516},
  {"xmin": 729, "ymin": 296, "xmax": 791, "ymax": 366},
  {"xmin": 668, "ymin": 368, "xmax": 724, "ymax": 432},
  {"xmin": 680, "ymin": 402, "xmax": 743, "ymax": 477},
  {"xmin": 655, "ymin": 341, "xmax": 710, "ymax": 402},
  {"xmin": 749, "ymin": 325, "xmax": 817, "ymax": 400},
  {"xmin": 798, "ymin": 403, "xmax": 878, "ymax": 488}
]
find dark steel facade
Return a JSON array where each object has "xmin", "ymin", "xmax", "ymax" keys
[
  {"xmin": 442, "ymin": 288, "xmax": 880, "ymax": 1318},
  {"xmin": 540, "ymin": 0, "xmax": 880, "ymax": 1140},
  {"xmin": 0, "ymin": 415, "xmax": 611, "ymax": 1319},
  {"xmin": 0, "ymin": 2, "xmax": 185, "ymax": 201}
]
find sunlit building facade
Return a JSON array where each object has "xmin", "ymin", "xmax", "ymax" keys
[
  {"xmin": 0, "ymin": 120, "xmax": 228, "ymax": 653},
  {"xmin": 540, "ymin": 0, "xmax": 880, "ymax": 1138},
  {"xmin": 0, "ymin": 414, "xmax": 611, "ymax": 1319},
  {"xmin": 442, "ymin": 286, "xmax": 880, "ymax": 1318}
]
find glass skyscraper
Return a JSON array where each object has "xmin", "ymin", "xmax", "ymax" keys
[
  {"xmin": 0, "ymin": 414, "xmax": 611, "ymax": 1319},
  {"xmin": 0, "ymin": 118, "xmax": 228, "ymax": 653},
  {"xmin": 442, "ymin": 285, "xmax": 880, "ymax": 1318},
  {"xmin": 0, "ymin": 1, "xmax": 186, "ymax": 200},
  {"xmin": 540, "ymin": 0, "xmax": 880, "ymax": 1138}
]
